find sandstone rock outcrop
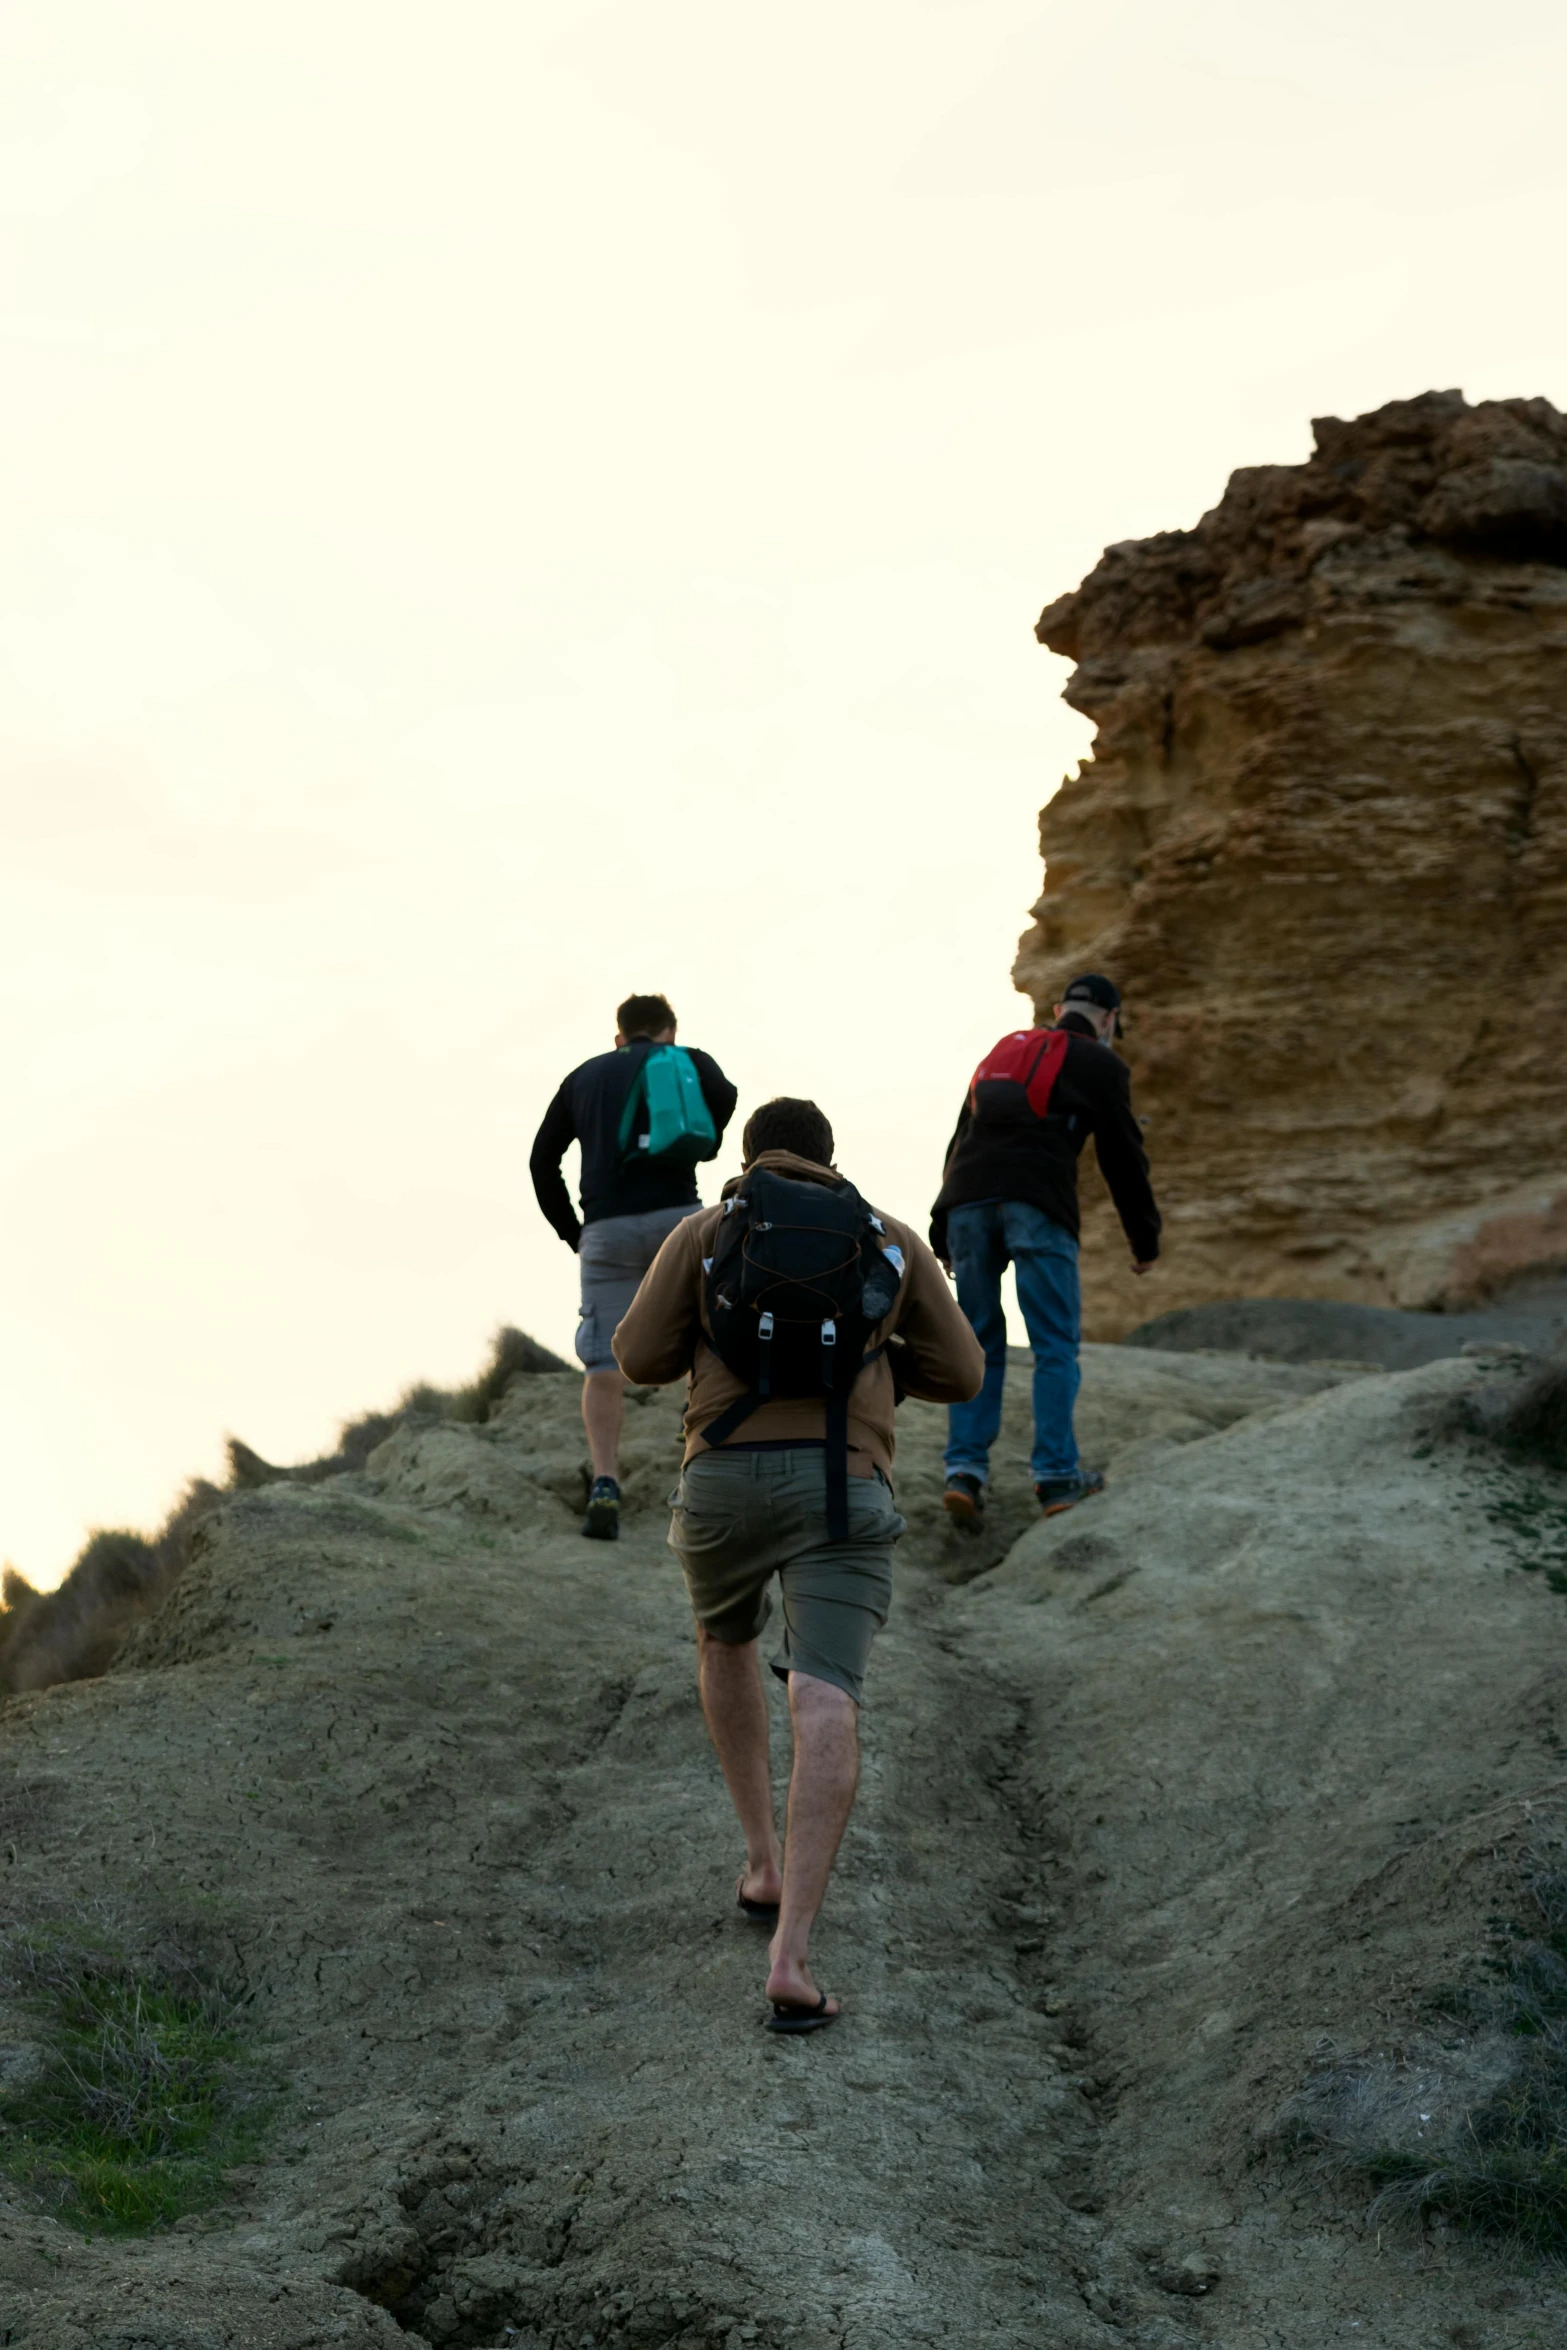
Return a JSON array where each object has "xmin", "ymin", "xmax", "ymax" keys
[{"xmin": 1016, "ymin": 391, "xmax": 1567, "ymax": 1339}]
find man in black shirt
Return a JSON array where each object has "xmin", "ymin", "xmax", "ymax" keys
[
  {"xmin": 930, "ymin": 973, "xmax": 1160, "ymax": 1522},
  {"xmin": 531, "ymin": 993, "xmax": 737, "ymax": 1538}
]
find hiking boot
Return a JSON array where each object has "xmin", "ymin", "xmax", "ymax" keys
[
  {"xmin": 581, "ymin": 1476, "xmax": 622, "ymax": 1540},
  {"xmin": 942, "ymin": 1472, "xmax": 986, "ymax": 1527},
  {"xmin": 1034, "ymin": 1468, "xmax": 1106, "ymax": 1519}
]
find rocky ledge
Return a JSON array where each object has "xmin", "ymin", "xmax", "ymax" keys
[{"xmin": 1017, "ymin": 390, "xmax": 1567, "ymax": 1338}]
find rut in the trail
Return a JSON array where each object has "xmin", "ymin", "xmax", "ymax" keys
[{"xmin": 329, "ymin": 1511, "xmax": 1130, "ymax": 2350}]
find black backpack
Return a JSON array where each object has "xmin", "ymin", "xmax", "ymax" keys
[{"xmin": 699, "ymin": 1168, "xmax": 903, "ymax": 1538}]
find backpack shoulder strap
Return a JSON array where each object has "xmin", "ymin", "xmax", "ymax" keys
[{"xmin": 615, "ymin": 1042, "xmax": 655, "ymax": 1157}]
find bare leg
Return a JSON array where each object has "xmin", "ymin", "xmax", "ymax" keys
[
  {"xmin": 766, "ymin": 1673, "xmax": 858, "ymax": 2015},
  {"xmin": 696, "ymin": 1629, "xmax": 782, "ymax": 1903},
  {"xmin": 582, "ymin": 1370, "xmax": 625, "ymax": 1480}
]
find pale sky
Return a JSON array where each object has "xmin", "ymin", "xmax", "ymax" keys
[{"xmin": 6, "ymin": 1, "xmax": 1567, "ymax": 1587}]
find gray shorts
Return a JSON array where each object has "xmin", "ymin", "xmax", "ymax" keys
[
  {"xmin": 576, "ymin": 1202, "xmax": 701, "ymax": 1374},
  {"xmin": 668, "ymin": 1448, "xmax": 906, "ymax": 1706}
]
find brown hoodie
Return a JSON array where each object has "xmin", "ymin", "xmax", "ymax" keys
[{"xmin": 612, "ymin": 1150, "xmax": 984, "ymax": 1485}]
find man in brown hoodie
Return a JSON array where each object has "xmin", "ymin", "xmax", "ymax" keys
[{"xmin": 614, "ymin": 1096, "xmax": 983, "ymax": 2033}]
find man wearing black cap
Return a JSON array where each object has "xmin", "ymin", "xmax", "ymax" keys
[{"xmin": 930, "ymin": 974, "xmax": 1161, "ymax": 1521}]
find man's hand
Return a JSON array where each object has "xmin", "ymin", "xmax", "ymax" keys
[{"xmin": 1131, "ymin": 1259, "xmax": 1156, "ymax": 1276}]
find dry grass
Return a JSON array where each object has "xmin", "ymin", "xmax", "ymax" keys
[
  {"xmin": 226, "ymin": 1324, "xmax": 568, "ymax": 1493},
  {"xmin": 444, "ymin": 1324, "xmax": 570, "ymax": 1422},
  {"xmin": 1443, "ymin": 1358, "xmax": 1567, "ymax": 1474},
  {"xmin": 1282, "ymin": 1864, "xmax": 1567, "ymax": 2256},
  {"xmin": 0, "ymin": 1478, "xmax": 222, "ymax": 1699},
  {"xmin": 0, "ymin": 1325, "xmax": 570, "ymax": 1698},
  {"xmin": 1495, "ymin": 1362, "xmax": 1567, "ymax": 1475}
]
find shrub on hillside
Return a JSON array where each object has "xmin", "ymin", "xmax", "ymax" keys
[
  {"xmin": 446, "ymin": 1325, "xmax": 570, "ymax": 1423},
  {"xmin": 226, "ymin": 1327, "xmax": 568, "ymax": 1492},
  {"xmin": 1443, "ymin": 1358, "xmax": 1567, "ymax": 1472},
  {"xmin": 1494, "ymin": 1361, "xmax": 1567, "ymax": 1473},
  {"xmin": 0, "ymin": 1482, "xmax": 221, "ymax": 1699},
  {"xmin": 1281, "ymin": 1861, "xmax": 1567, "ymax": 2255},
  {"xmin": 0, "ymin": 1325, "xmax": 571, "ymax": 1697}
]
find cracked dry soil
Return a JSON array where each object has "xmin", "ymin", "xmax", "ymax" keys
[{"xmin": 3, "ymin": 1344, "xmax": 1567, "ymax": 2347}]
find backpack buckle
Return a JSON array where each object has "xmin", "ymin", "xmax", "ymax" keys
[
  {"xmin": 759, "ymin": 1311, "xmax": 775, "ymax": 1339},
  {"xmin": 820, "ymin": 1320, "xmax": 836, "ymax": 1346}
]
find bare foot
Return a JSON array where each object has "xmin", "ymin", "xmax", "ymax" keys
[
  {"xmin": 764, "ymin": 1953, "xmax": 841, "ymax": 2019},
  {"xmin": 739, "ymin": 1858, "xmax": 782, "ymax": 1908}
]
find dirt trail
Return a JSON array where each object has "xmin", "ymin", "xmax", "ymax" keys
[{"xmin": 3, "ymin": 1346, "xmax": 1565, "ymax": 2347}]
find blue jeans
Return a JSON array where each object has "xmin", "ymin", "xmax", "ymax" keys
[{"xmin": 943, "ymin": 1201, "xmax": 1081, "ymax": 1485}]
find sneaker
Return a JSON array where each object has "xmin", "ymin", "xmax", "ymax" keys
[
  {"xmin": 581, "ymin": 1475, "xmax": 621, "ymax": 1540},
  {"xmin": 942, "ymin": 1472, "xmax": 986, "ymax": 1527},
  {"xmin": 1034, "ymin": 1468, "xmax": 1106, "ymax": 1519}
]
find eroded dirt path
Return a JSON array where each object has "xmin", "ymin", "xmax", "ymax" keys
[
  {"xmin": 5, "ymin": 1351, "xmax": 1564, "ymax": 2349},
  {"xmin": 0, "ymin": 1367, "xmax": 1192, "ymax": 2349},
  {"xmin": 344, "ymin": 1548, "xmax": 1125, "ymax": 2350}
]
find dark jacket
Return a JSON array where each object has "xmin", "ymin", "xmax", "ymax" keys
[
  {"xmin": 614, "ymin": 1149, "xmax": 984, "ymax": 1482},
  {"xmin": 530, "ymin": 1041, "xmax": 738, "ymax": 1249},
  {"xmin": 930, "ymin": 1012, "xmax": 1161, "ymax": 1263}
]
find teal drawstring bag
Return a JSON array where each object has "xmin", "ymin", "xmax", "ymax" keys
[{"xmin": 617, "ymin": 1045, "xmax": 720, "ymax": 1168}]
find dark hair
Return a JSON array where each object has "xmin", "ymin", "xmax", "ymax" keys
[
  {"xmin": 742, "ymin": 1097, "xmax": 834, "ymax": 1167},
  {"xmin": 616, "ymin": 992, "xmax": 676, "ymax": 1040}
]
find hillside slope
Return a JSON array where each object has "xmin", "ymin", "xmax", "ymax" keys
[{"xmin": 3, "ymin": 1346, "xmax": 1565, "ymax": 2348}]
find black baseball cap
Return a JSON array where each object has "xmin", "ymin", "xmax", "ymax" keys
[{"xmin": 1062, "ymin": 972, "xmax": 1123, "ymax": 1036}]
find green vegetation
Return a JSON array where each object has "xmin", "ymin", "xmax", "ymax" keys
[
  {"xmin": 1490, "ymin": 1362, "xmax": 1567, "ymax": 1477},
  {"xmin": 1302, "ymin": 1868, "xmax": 1567, "ymax": 2256},
  {"xmin": 1487, "ymin": 1475, "xmax": 1567, "ymax": 1595},
  {"xmin": 1439, "ymin": 1359, "xmax": 1567, "ymax": 1596},
  {"xmin": 1295, "ymin": 1371, "xmax": 1567, "ymax": 2247},
  {"xmin": 0, "ymin": 1927, "xmax": 268, "ymax": 2234}
]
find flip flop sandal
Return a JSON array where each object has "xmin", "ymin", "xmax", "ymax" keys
[
  {"xmin": 764, "ymin": 1993, "xmax": 839, "ymax": 2035},
  {"xmin": 736, "ymin": 1876, "xmax": 780, "ymax": 1924}
]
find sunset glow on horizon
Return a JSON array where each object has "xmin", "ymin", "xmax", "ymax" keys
[{"xmin": 5, "ymin": 0, "xmax": 1567, "ymax": 1584}]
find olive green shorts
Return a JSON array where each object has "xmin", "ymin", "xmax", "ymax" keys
[{"xmin": 667, "ymin": 1448, "xmax": 905, "ymax": 1706}]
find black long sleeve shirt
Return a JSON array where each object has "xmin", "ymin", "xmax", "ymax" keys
[
  {"xmin": 930, "ymin": 1014, "xmax": 1161, "ymax": 1263},
  {"xmin": 529, "ymin": 1041, "xmax": 738, "ymax": 1250}
]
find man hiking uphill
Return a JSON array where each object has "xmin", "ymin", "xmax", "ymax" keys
[
  {"xmin": 614, "ymin": 1096, "xmax": 982, "ymax": 2034},
  {"xmin": 530, "ymin": 993, "xmax": 737, "ymax": 1540},
  {"xmin": 931, "ymin": 973, "xmax": 1160, "ymax": 1526}
]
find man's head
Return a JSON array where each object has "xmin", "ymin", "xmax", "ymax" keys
[
  {"xmin": 741, "ymin": 1097, "xmax": 835, "ymax": 1169},
  {"xmin": 615, "ymin": 991, "xmax": 677, "ymax": 1046},
  {"xmin": 1053, "ymin": 972, "xmax": 1122, "ymax": 1043}
]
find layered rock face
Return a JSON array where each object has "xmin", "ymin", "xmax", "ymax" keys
[{"xmin": 1017, "ymin": 390, "xmax": 1567, "ymax": 1339}]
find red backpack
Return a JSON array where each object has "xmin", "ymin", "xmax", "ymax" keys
[{"xmin": 968, "ymin": 1027, "xmax": 1069, "ymax": 1124}]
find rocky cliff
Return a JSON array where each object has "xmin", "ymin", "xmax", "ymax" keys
[{"xmin": 1017, "ymin": 390, "xmax": 1567, "ymax": 1339}]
